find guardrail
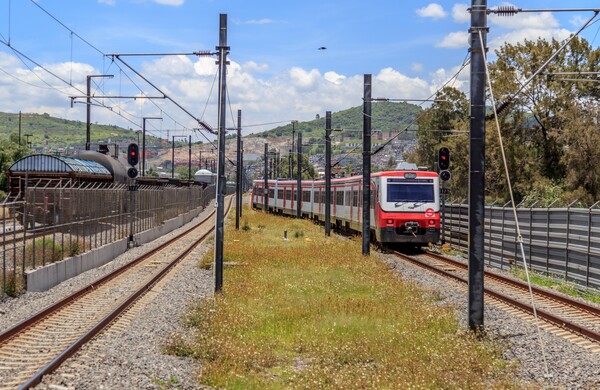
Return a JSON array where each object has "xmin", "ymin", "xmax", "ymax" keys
[{"xmin": 443, "ymin": 202, "xmax": 600, "ymax": 289}]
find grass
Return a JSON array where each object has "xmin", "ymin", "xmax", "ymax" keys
[
  {"xmin": 510, "ymin": 266, "xmax": 600, "ymax": 305},
  {"xmin": 166, "ymin": 205, "xmax": 530, "ymax": 389}
]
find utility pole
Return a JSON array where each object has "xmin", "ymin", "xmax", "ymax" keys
[
  {"xmin": 240, "ymin": 140, "xmax": 244, "ymax": 216},
  {"xmin": 18, "ymin": 111, "xmax": 22, "ymax": 146},
  {"xmin": 264, "ymin": 143, "xmax": 269, "ymax": 212},
  {"xmin": 214, "ymin": 13, "xmax": 229, "ymax": 293},
  {"xmin": 171, "ymin": 136, "xmax": 176, "ymax": 178},
  {"xmin": 468, "ymin": 0, "xmax": 487, "ymax": 332},
  {"xmin": 188, "ymin": 135, "xmax": 192, "ymax": 180},
  {"xmin": 325, "ymin": 111, "xmax": 332, "ymax": 236},
  {"xmin": 362, "ymin": 74, "xmax": 372, "ymax": 256},
  {"xmin": 86, "ymin": 74, "xmax": 113, "ymax": 151},
  {"xmin": 296, "ymin": 131, "xmax": 302, "ymax": 218},
  {"xmin": 236, "ymin": 109, "xmax": 242, "ymax": 230},
  {"xmin": 142, "ymin": 117, "xmax": 162, "ymax": 176}
]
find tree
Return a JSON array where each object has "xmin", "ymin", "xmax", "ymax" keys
[
  {"xmin": 488, "ymin": 36, "xmax": 600, "ymax": 203},
  {"xmin": 0, "ymin": 135, "xmax": 29, "ymax": 197},
  {"xmin": 409, "ymin": 87, "xmax": 469, "ymax": 199}
]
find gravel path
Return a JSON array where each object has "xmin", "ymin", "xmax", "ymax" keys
[{"xmin": 0, "ymin": 208, "xmax": 598, "ymax": 389}]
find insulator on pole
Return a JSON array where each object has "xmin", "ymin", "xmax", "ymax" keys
[{"xmin": 495, "ymin": 5, "xmax": 520, "ymax": 16}]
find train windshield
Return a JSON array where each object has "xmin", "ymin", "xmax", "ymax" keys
[{"xmin": 386, "ymin": 184, "xmax": 434, "ymax": 203}]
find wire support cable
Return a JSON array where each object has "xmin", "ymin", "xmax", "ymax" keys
[
  {"xmin": 29, "ymin": 0, "xmax": 208, "ymax": 140},
  {"xmin": 113, "ymin": 55, "xmax": 217, "ymax": 136},
  {"xmin": 370, "ymin": 53, "xmax": 471, "ymax": 157},
  {"xmin": 491, "ymin": 10, "xmax": 599, "ymax": 117},
  {"xmin": 478, "ymin": 30, "xmax": 551, "ymax": 379}
]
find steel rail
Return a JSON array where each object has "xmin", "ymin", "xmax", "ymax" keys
[
  {"xmin": 0, "ymin": 207, "xmax": 216, "ymax": 344},
  {"xmin": 424, "ymin": 250, "xmax": 600, "ymax": 317},
  {"xmin": 12, "ymin": 198, "xmax": 232, "ymax": 389},
  {"xmin": 391, "ymin": 250, "xmax": 600, "ymax": 343},
  {"xmin": 18, "ymin": 197, "xmax": 231, "ymax": 389}
]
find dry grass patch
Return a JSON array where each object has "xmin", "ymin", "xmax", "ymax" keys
[{"xmin": 167, "ymin": 205, "xmax": 530, "ymax": 389}]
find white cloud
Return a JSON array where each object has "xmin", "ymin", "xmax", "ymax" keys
[
  {"xmin": 288, "ymin": 67, "xmax": 321, "ymax": 90},
  {"xmin": 153, "ymin": 0, "xmax": 184, "ymax": 6},
  {"xmin": 416, "ymin": 3, "xmax": 447, "ymax": 20},
  {"xmin": 488, "ymin": 28, "xmax": 572, "ymax": 52},
  {"xmin": 245, "ymin": 19, "xmax": 277, "ymax": 25},
  {"xmin": 411, "ymin": 63, "xmax": 424, "ymax": 73},
  {"xmin": 98, "ymin": 0, "xmax": 116, "ymax": 5},
  {"xmin": 323, "ymin": 71, "xmax": 346, "ymax": 85},
  {"xmin": 451, "ymin": 3, "xmax": 469, "ymax": 23},
  {"xmin": 570, "ymin": 15, "xmax": 588, "ymax": 28},
  {"xmin": 436, "ymin": 31, "xmax": 469, "ymax": 48},
  {"xmin": 0, "ymin": 49, "xmax": 459, "ymax": 138},
  {"xmin": 242, "ymin": 61, "xmax": 269, "ymax": 73},
  {"xmin": 489, "ymin": 10, "xmax": 558, "ymax": 30}
]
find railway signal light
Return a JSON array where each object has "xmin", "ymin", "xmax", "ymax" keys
[
  {"xmin": 127, "ymin": 167, "xmax": 139, "ymax": 179},
  {"xmin": 127, "ymin": 143, "xmax": 139, "ymax": 166},
  {"xmin": 438, "ymin": 147, "xmax": 450, "ymax": 171},
  {"xmin": 440, "ymin": 170, "xmax": 451, "ymax": 182}
]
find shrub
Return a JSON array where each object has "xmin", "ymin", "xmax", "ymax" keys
[{"xmin": 25, "ymin": 238, "xmax": 63, "ymax": 266}]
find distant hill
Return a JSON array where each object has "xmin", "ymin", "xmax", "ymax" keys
[
  {"xmin": 0, "ymin": 112, "xmax": 157, "ymax": 150},
  {"xmin": 248, "ymin": 101, "xmax": 421, "ymax": 141}
]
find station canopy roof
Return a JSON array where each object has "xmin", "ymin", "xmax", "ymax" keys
[{"xmin": 9, "ymin": 154, "xmax": 111, "ymax": 175}]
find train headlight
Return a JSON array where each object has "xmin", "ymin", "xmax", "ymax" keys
[
  {"xmin": 428, "ymin": 219, "xmax": 435, "ymax": 226},
  {"xmin": 386, "ymin": 219, "xmax": 394, "ymax": 225}
]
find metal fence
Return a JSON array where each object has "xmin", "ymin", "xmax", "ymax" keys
[
  {"xmin": 1, "ymin": 182, "xmax": 215, "ymax": 295},
  {"xmin": 443, "ymin": 202, "xmax": 600, "ymax": 289}
]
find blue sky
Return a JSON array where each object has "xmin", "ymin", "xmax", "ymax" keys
[{"xmin": 1, "ymin": 1, "xmax": 600, "ymax": 141}]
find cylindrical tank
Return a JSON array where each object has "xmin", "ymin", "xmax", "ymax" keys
[
  {"xmin": 194, "ymin": 169, "xmax": 215, "ymax": 185},
  {"xmin": 76, "ymin": 150, "xmax": 129, "ymax": 183}
]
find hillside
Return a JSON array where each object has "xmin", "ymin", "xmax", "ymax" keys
[
  {"xmin": 0, "ymin": 112, "xmax": 156, "ymax": 150},
  {"xmin": 249, "ymin": 101, "xmax": 421, "ymax": 141}
]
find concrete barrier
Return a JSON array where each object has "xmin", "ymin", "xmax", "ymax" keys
[{"xmin": 26, "ymin": 207, "xmax": 204, "ymax": 292}]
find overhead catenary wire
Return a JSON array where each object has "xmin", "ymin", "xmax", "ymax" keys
[
  {"xmin": 368, "ymin": 52, "xmax": 471, "ymax": 158},
  {"xmin": 491, "ymin": 9, "xmax": 599, "ymax": 117},
  {"xmin": 18, "ymin": 0, "xmax": 219, "ymax": 145}
]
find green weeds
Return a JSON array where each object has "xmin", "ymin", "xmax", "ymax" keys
[{"xmin": 169, "ymin": 204, "xmax": 529, "ymax": 389}]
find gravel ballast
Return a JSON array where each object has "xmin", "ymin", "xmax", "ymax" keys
[{"xmin": 0, "ymin": 208, "xmax": 598, "ymax": 389}]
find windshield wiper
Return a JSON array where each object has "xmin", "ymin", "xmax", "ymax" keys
[
  {"xmin": 394, "ymin": 201, "xmax": 407, "ymax": 207},
  {"xmin": 408, "ymin": 202, "xmax": 425, "ymax": 209}
]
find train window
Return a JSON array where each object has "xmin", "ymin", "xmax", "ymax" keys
[
  {"xmin": 278, "ymin": 189, "xmax": 284, "ymax": 199},
  {"xmin": 293, "ymin": 190, "xmax": 297, "ymax": 201},
  {"xmin": 336, "ymin": 191, "xmax": 344, "ymax": 205},
  {"xmin": 314, "ymin": 191, "xmax": 320, "ymax": 204},
  {"xmin": 330, "ymin": 191, "xmax": 334, "ymax": 205},
  {"xmin": 285, "ymin": 189, "xmax": 291, "ymax": 200},
  {"xmin": 303, "ymin": 190, "xmax": 311, "ymax": 202},
  {"xmin": 353, "ymin": 190, "xmax": 358, "ymax": 207},
  {"xmin": 345, "ymin": 190, "xmax": 351, "ymax": 206},
  {"xmin": 387, "ymin": 184, "xmax": 434, "ymax": 203},
  {"xmin": 269, "ymin": 189, "xmax": 275, "ymax": 198}
]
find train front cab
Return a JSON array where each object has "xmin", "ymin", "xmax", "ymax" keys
[{"xmin": 373, "ymin": 171, "xmax": 440, "ymax": 245}]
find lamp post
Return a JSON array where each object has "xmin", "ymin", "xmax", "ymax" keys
[
  {"xmin": 86, "ymin": 74, "xmax": 114, "ymax": 151},
  {"xmin": 142, "ymin": 117, "xmax": 162, "ymax": 176},
  {"xmin": 171, "ymin": 135, "xmax": 187, "ymax": 178}
]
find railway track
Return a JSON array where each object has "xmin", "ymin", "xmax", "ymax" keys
[
  {"xmin": 391, "ymin": 249, "xmax": 600, "ymax": 351},
  {"xmin": 0, "ymin": 198, "xmax": 231, "ymax": 389}
]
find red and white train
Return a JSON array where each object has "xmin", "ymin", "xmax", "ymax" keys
[{"xmin": 251, "ymin": 168, "xmax": 441, "ymax": 246}]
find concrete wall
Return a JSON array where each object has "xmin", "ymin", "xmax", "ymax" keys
[{"xmin": 26, "ymin": 206, "xmax": 204, "ymax": 292}]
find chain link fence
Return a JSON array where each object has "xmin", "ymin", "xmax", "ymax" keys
[{"xmin": 1, "ymin": 182, "xmax": 215, "ymax": 296}]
